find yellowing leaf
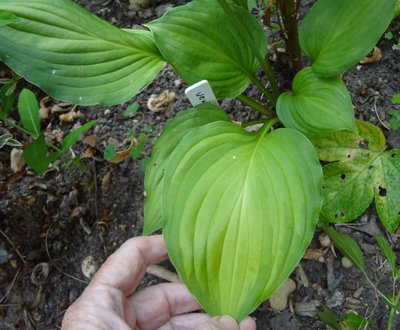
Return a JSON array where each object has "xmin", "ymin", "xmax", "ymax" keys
[
  {"xmin": 310, "ymin": 120, "xmax": 400, "ymax": 233},
  {"xmin": 154, "ymin": 112, "xmax": 322, "ymax": 321}
]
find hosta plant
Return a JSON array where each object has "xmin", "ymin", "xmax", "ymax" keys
[{"xmin": 0, "ymin": 0, "xmax": 399, "ymax": 322}]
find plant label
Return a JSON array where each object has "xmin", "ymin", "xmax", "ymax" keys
[{"xmin": 185, "ymin": 80, "xmax": 218, "ymax": 106}]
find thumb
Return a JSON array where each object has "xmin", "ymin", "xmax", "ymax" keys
[{"xmin": 195, "ymin": 316, "xmax": 239, "ymax": 330}]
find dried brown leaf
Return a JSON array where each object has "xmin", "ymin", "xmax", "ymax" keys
[
  {"xmin": 10, "ymin": 148, "xmax": 25, "ymax": 173},
  {"xmin": 147, "ymin": 90, "xmax": 175, "ymax": 114},
  {"xmin": 101, "ymin": 171, "xmax": 112, "ymax": 193},
  {"xmin": 303, "ymin": 248, "xmax": 325, "ymax": 260},
  {"xmin": 59, "ymin": 109, "xmax": 81, "ymax": 123},
  {"xmin": 83, "ymin": 135, "xmax": 99, "ymax": 148},
  {"xmin": 359, "ymin": 47, "xmax": 382, "ymax": 64}
]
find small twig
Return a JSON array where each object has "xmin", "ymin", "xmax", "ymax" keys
[
  {"xmin": 0, "ymin": 228, "xmax": 26, "ymax": 264},
  {"xmin": 0, "ymin": 268, "xmax": 21, "ymax": 304},
  {"xmin": 91, "ymin": 159, "xmax": 100, "ymax": 222},
  {"xmin": 45, "ymin": 226, "xmax": 88, "ymax": 285},
  {"xmin": 147, "ymin": 265, "xmax": 181, "ymax": 283},
  {"xmin": 374, "ymin": 98, "xmax": 390, "ymax": 130}
]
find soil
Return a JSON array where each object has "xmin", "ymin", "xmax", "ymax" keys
[{"xmin": 1, "ymin": 1, "xmax": 400, "ymax": 329}]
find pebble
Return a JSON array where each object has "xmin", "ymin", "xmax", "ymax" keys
[
  {"xmin": 269, "ymin": 278, "xmax": 296, "ymax": 311},
  {"xmin": 81, "ymin": 255, "xmax": 98, "ymax": 278},
  {"xmin": 341, "ymin": 256, "xmax": 353, "ymax": 269}
]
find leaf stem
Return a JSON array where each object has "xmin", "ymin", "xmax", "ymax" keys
[
  {"xmin": 236, "ymin": 94, "xmax": 275, "ymax": 117},
  {"xmin": 388, "ymin": 288, "xmax": 400, "ymax": 330},
  {"xmin": 260, "ymin": 117, "xmax": 280, "ymax": 135},
  {"xmin": 241, "ymin": 118, "xmax": 268, "ymax": 128},
  {"xmin": 277, "ymin": 0, "xmax": 303, "ymax": 74},
  {"xmin": 4, "ymin": 118, "xmax": 63, "ymax": 153}
]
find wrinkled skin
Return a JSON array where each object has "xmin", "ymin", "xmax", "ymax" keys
[{"xmin": 62, "ymin": 235, "xmax": 256, "ymax": 330}]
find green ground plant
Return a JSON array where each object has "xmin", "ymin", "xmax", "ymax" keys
[
  {"xmin": 324, "ymin": 225, "xmax": 400, "ymax": 330},
  {"xmin": 0, "ymin": 0, "xmax": 399, "ymax": 324},
  {"xmin": 0, "ymin": 87, "xmax": 96, "ymax": 174}
]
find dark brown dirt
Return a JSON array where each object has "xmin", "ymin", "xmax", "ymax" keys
[{"xmin": 1, "ymin": 1, "xmax": 399, "ymax": 329}]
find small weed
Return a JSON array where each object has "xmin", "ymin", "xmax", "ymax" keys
[
  {"xmin": 388, "ymin": 93, "xmax": 400, "ymax": 130},
  {"xmin": 0, "ymin": 87, "xmax": 96, "ymax": 175}
]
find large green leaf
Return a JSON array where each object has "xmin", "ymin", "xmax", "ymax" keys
[
  {"xmin": 144, "ymin": 104, "xmax": 230, "ymax": 235},
  {"xmin": 300, "ymin": 0, "xmax": 397, "ymax": 77},
  {"xmin": 0, "ymin": 0, "xmax": 164, "ymax": 105},
  {"xmin": 276, "ymin": 67, "xmax": 356, "ymax": 136},
  {"xmin": 146, "ymin": 0, "xmax": 267, "ymax": 98},
  {"xmin": 161, "ymin": 121, "xmax": 322, "ymax": 321},
  {"xmin": 310, "ymin": 120, "xmax": 400, "ymax": 233}
]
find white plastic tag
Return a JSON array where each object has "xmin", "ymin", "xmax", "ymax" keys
[{"xmin": 185, "ymin": 80, "xmax": 218, "ymax": 106}]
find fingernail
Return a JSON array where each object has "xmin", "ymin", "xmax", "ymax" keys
[{"xmin": 215, "ymin": 316, "xmax": 238, "ymax": 328}]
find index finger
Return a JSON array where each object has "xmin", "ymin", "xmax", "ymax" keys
[{"xmin": 90, "ymin": 235, "xmax": 168, "ymax": 296}]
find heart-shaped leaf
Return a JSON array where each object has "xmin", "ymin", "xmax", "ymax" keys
[
  {"xmin": 300, "ymin": 0, "xmax": 397, "ymax": 77},
  {"xmin": 0, "ymin": 0, "xmax": 164, "ymax": 105},
  {"xmin": 276, "ymin": 67, "xmax": 356, "ymax": 136},
  {"xmin": 158, "ymin": 119, "xmax": 322, "ymax": 321},
  {"xmin": 144, "ymin": 104, "xmax": 230, "ymax": 235},
  {"xmin": 146, "ymin": 0, "xmax": 267, "ymax": 98},
  {"xmin": 310, "ymin": 120, "xmax": 400, "ymax": 233}
]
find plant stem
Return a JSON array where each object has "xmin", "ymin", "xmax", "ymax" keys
[
  {"xmin": 277, "ymin": 0, "xmax": 303, "ymax": 74},
  {"xmin": 5, "ymin": 118, "xmax": 63, "ymax": 153},
  {"xmin": 216, "ymin": 0, "xmax": 280, "ymax": 103},
  {"xmin": 250, "ymin": 76, "xmax": 276, "ymax": 105},
  {"xmin": 236, "ymin": 94, "xmax": 275, "ymax": 117},
  {"xmin": 388, "ymin": 288, "xmax": 400, "ymax": 330},
  {"xmin": 4, "ymin": 118, "xmax": 34, "ymax": 137}
]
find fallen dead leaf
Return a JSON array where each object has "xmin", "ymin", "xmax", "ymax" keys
[
  {"xmin": 109, "ymin": 149, "xmax": 130, "ymax": 164},
  {"xmin": 10, "ymin": 148, "xmax": 25, "ymax": 173},
  {"xmin": 101, "ymin": 171, "xmax": 112, "ymax": 192},
  {"xmin": 303, "ymin": 248, "xmax": 325, "ymax": 260},
  {"xmin": 39, "ymin": 96, "xmax": 51, "ymax": 119},
  {"xmin": 147, "ymin": 90, "xmax": 175, "ymax": 114},
  {"xmin": 59, "ymin": 109, "xmax": 82, "ymax": 123},
  {"xmin": 360, "ymin": 47, "xmax": 382, "ymax": 64},
  {"xmin": 80, "ymin": 147, "xmax": 96, "ymax": 159},
  {"xmin": 83, "ymin": 135, "xmax": 99, "ymax": 148},
  {"xmin": 45, "ymin": 128, "xmax": 64, "ymax": 144}
]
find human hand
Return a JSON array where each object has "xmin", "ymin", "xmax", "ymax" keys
[{"xmin": 61, "ymin": 235, "xmax": 256, "ymax": 330}]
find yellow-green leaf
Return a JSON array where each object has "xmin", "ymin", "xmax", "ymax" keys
[
  {"xmin": 161, "ymin": 119, "xmax": 322, "ymax": 321},
  {"xmin": 144, "ymin": 104, "xmax": 230, "ymax": 235},
  {"xmin": 277, "ymin": 67, "xmax": 356, "ymax": 136}
]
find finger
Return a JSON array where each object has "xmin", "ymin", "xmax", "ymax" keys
[
  {"xmin": 91, "ymin": 235, "xmax": 168, "ymax": 296},
  {"xmin": 130, "ymin": 282, "xmax": 201, "ymax": 329},
  {"xmin": 239, "ymin": 317, "xmax": 257, "ymax": 330},
  {"xmin": 158, "ymin": 314, "xmax": 211, "ymax": 330},
  {"xmin": 195, "ymin": 316, "xmax": 239, "ymax": 330}
]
